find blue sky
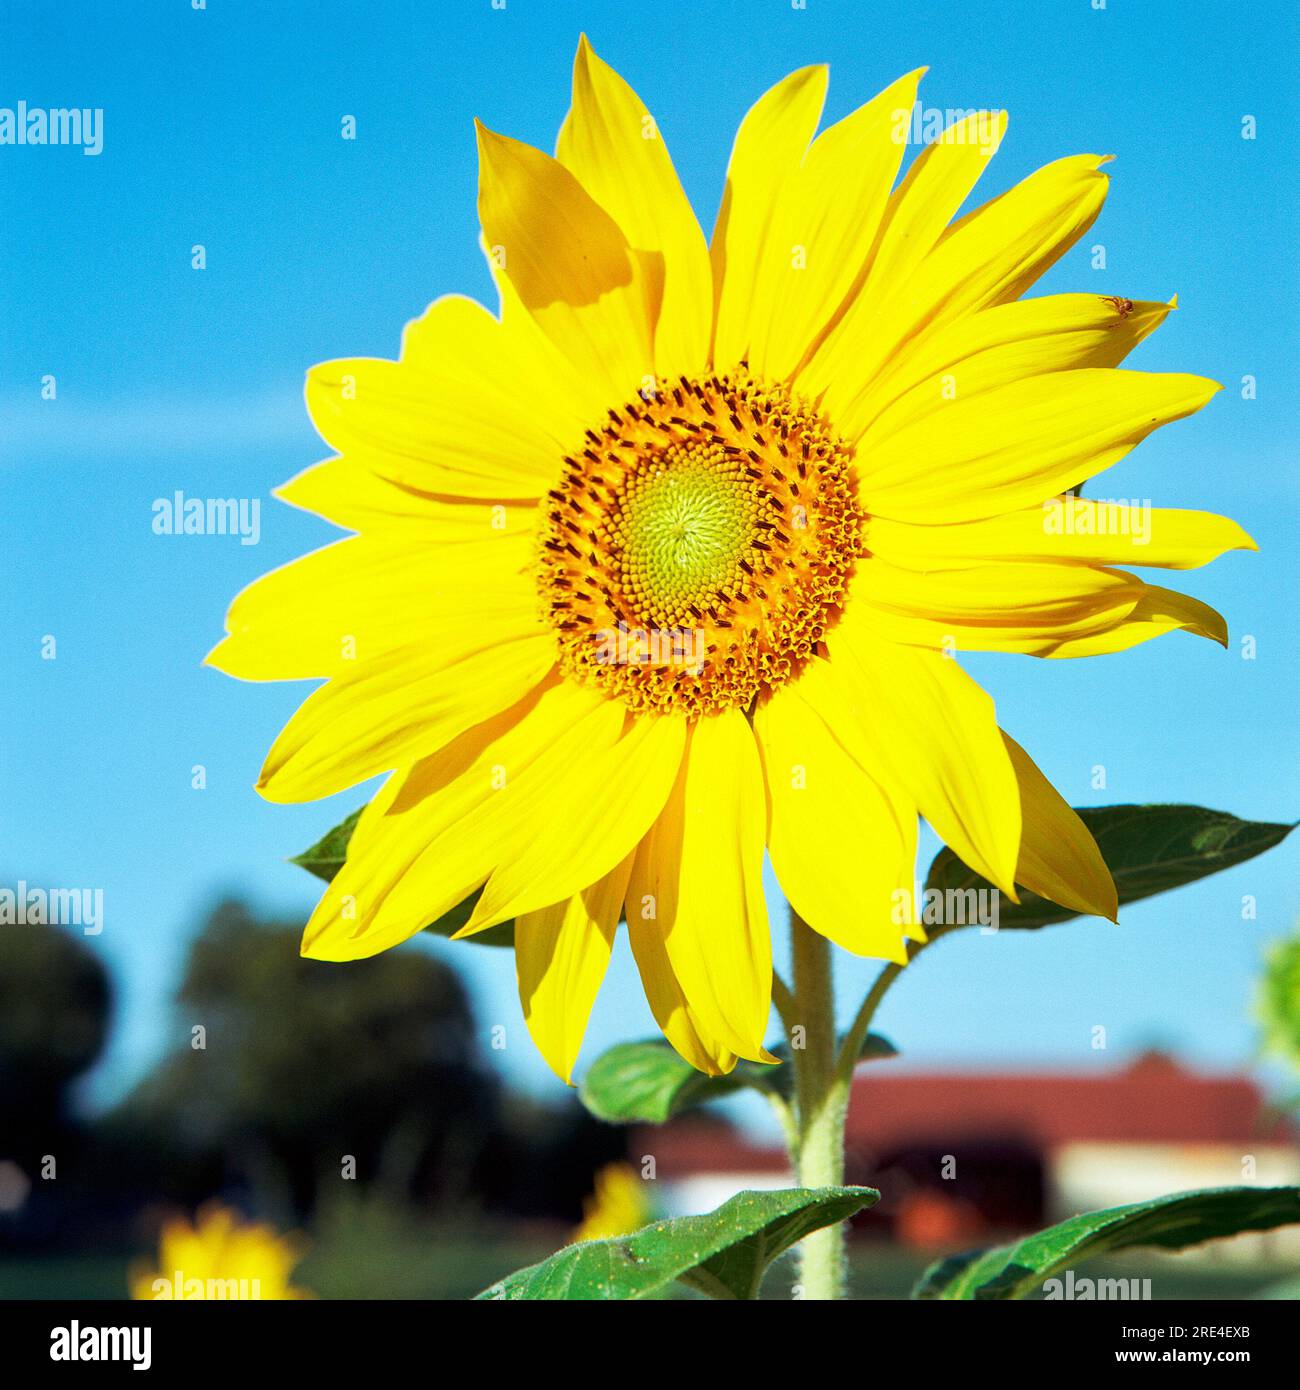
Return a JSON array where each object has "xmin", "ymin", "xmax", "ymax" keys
[{"xmin": 4, "ymin": 0, "xmax": 1298, "ymax": 1125}]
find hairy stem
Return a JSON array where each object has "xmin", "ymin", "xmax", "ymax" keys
[
  {"xmin": 784, "ymin": 919, "xmax": 955, "ymax": 1299},
  {"xmin": 788, "ymin": 911, "xmax": 847, "ymax": 1300}
]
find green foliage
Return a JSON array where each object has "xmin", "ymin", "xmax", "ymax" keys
[
  {"xmin": 292, "ymin": 812, "xmax": 513, "ymax": 946},
  {"xmin": 0, "ymin": 920, "xmax": 111, "ymax": 1121},
  {"xmin": 119, "ymin": 899, "xmax": 498, "ymax": 1210},
  {"xmin": 914, "ymin": 1186, "xmax": 1300, "ymax": 1299},
  {"xmin": 579, "ymin": 1041, "xmax": 775, "ymax": 1123},
  {"xmin": 290, "ymin": 808, "xmax": 364, "ymax": 881},
  {"xmin": 580, "ymin": 1034, "xmax": 895, "ymax": 1125},
  {"xmin": 926, "ymin": 804, "xmax": 1295, "ymax": 931},
  {"xmin": 476, "ymin": 1186, "xmax": 879, "ymax": 1300},
  {"xmin": 1257, "ymin": 931, "xmax": 1300, "ymax": 1078}
]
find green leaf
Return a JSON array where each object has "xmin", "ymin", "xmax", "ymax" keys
[
  {"xmin": 1255, "ymin": 1274, "xmax": 1300, "ymax": 1300},
  {"xmin": 290, "ymin": 809, "xmax": 364, "ymax": 882},
  {"xmin": 413, "ymin": 887, "xmax": 514, "ymax": 948},
  {"xmin": 856, "ymin": 1032, "xmax": 899, "ymax": 1061},
  {"xmin": 579, "ymin": 1041, "xmax": 762, "ymax": 1123},
  {"xmin": 925, "ymin": 804, "xmax": 1295, "ymax": 932},
  {"xmin": 290, "ymin": 810, "xmax": 514, "ymax": 947},
  {"xmin": 476, "ymin": 1186, "xmax": 879, "ymax": 1300},
  {"xmin": 914, "ymin": 1185, "xmax": 1300, "ymax": 1300},
  {"xmin": 579, "ymin": 1034, "xmax": 896, "ymax": 1125}
]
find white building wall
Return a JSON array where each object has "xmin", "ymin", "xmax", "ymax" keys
[{"xmin": 1050, "ymin": 1142, "xmax": 1300, "ymax": 1260}]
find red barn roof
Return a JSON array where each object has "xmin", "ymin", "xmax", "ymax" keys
[
  {"xmin": 846, "ymin": 1052, "xmax": 1289, "ymax": 1151},
  {"xmin": 634, "ymin": 1055, "xmax": 1291, "ymax": 1183}
]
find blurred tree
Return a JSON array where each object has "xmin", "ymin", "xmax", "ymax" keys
[
  {"xmin": 0, "ymin": 919, "xmax": 112, "ymax": 1247},
  {"xmin": 0, "ymin": 921, "xmax": 111, "ymax": 1144},
  {"xmin": 115, "ymin": 900, "xmax": 500, "ymax": 1217}
]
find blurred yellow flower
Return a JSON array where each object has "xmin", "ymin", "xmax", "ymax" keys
[
  {"xmin": 572, "ymin": 1163, "xmax": 653, "ymax": 1243},
  {"xmin": 130, "ymin": 1202, "xmax": 311, "ymax": 1300},
  {"xmin": 211, "ymin": 36, "xmax": 1252, "ymax": 1082}
]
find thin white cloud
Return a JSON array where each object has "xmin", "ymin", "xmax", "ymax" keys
[{"xmin": 0, "ymin": 388, "xmax": 314, "ymax": 461}]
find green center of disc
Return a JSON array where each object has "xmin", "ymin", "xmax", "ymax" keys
[{"xmin": 615, "ymin": 446, "xmax": 758, "ymax": 627}]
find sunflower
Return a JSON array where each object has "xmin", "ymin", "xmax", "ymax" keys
[
  {"xmin": 210, "ymin": 38, "xmax": 1253, "ymax": 1083},
  {"xmin": 572, "ymin": 1162, "xmax": 655, "ymax": 1244},
  {"xmin": 130, "ymin": 1203, "xmax": 310, "ymax": 1300}
]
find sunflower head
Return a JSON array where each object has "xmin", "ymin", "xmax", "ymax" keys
[
  {"xmin": 209, "ymin": 36, "xmax": 1253, "ymax": 1084},
  {"xmin": 130, "ymin": 1202, "xmax": 311, "ymax": 1300},
  {"xmin": 571, "ymin": 1162, "xmax": 654, "ymax": 1243}
]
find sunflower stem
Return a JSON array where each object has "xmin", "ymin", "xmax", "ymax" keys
[
  {"xmin": 833, "ymin": 960, "xmax": 904, "ymax": 1089},
  {"xmin": 770, "ymin": 970, "xmax": 797, "ymax": 1032},
  {"xmin": 833, "ymin": 925, "xmax": 957, "ymax": 1085},
  {"xmin": 788, "ymin": 910, "xmax": 848, "ymax": 1300},
  {"xmin": 783, "ymin": 920, "xmax": 961, "ymax": 1299}
]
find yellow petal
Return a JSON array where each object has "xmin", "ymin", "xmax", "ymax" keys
[
  {"xmin": 811, "ymin": 628, "xmax": 1021, "ymax": 897},
  {"xmin": 407, "ymin": 278, "xmax": 608, "ymax": 428},
  {"xmin": 851, "ymin": 558, "xmax": 1145, "ymax": 654},
  {"xmin": 856, "ymin": 558, "xmax": 1231, "ymax": 658},
  {"xmin": 709, "ymin": 65, "xmax": 828, "ymax": 369},
  {"xmin": 301, "ymin": 679, "xmax": 591, "ymax": 959},
  {"xmin": 869, "ymin": 500, "xmax": 1258, "ymax": 572},
  {"xmin": 855, "ymin": 292, "xmax": 1174, "ymax": 443},
  {"xmin": 476, "ymin": 121, "xmax": 655, "ymax": 400},
  {"xmin": 206, "ymin": 534, "xmax": 534, "ymax": 683},
  {"xmin": 625, "ymin": 892, "xmax": 738, "ymax": 1075},
  {"xmin": 556, "ymin": 35, "xmax": 711, "ymax": 378},
  {"xmin": 625, "ymin": 711, "xmax": 773, "ymax": 1065},
  {"xmin": 861, "ymin": 369, "xmax": 1220, "ymax": 523},
  {"xmin": 822, "ymin": 153, "xmax": 1111, "ymax": 435},
  {"xmin": 1002, "ymin": 732, "xmax": 1116, "ymax": 920},
  {"xmin": 1038, "ymin": 582, "xmax": 1228, "ymax": 657},
  {"xmin": 305, "ymin": 297, "xmax": 585, "ymax": 500},
  {"xmin": 803, "ymin": 108, "xmax": 1007, "ymax": 404},
  {"xmin": 851, "ymin": 559, "xmax": 1233, "ymax": 658},
  {"xmin": 743, "ymin": 68, "xmax": 925, "ymax": 379},
  {"xmin": 302, "ymin": 682, "xmax": 685, "ymax": 962},
  {"xmin": 257, "ymin": 627, "xmax": 555, "ymax": 803},
  {"xmin": 754, "ymin": 683, "xmax": 917, "ymax": 963},
  {"xmin": 516, "ymin": 854, "xmax": 634, "ymax": 1084},
  {"xmin": 274, "ymin": 457, "xmax": 543, "ymax": 545},
  {"xmin": 853, "ymin": 108, "xmax": 1009, "ymax": 307},
  {"xmin": 459, "ymin": 709, "xmax": 687, "ymax": 933}
]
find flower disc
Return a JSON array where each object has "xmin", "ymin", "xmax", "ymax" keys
[{"xmin": 539, "ymin": 371, "xmax": 866, "ymax": 715}]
